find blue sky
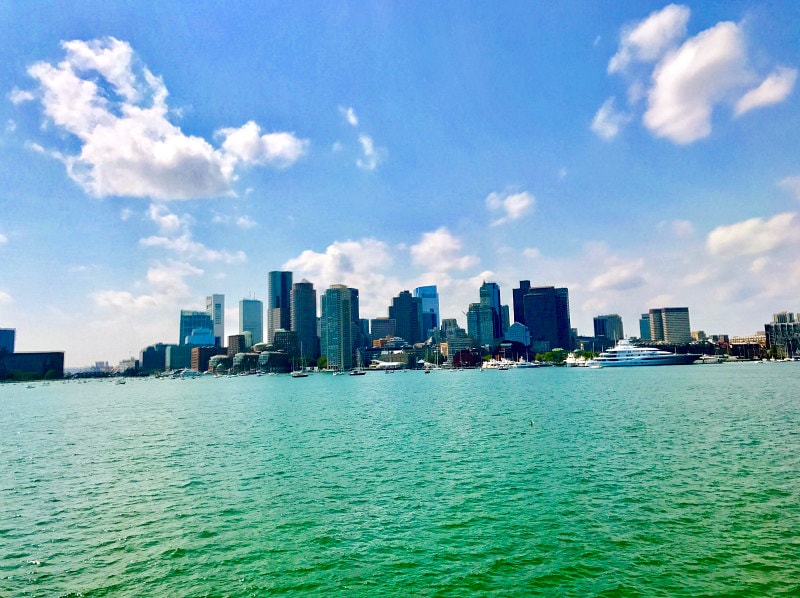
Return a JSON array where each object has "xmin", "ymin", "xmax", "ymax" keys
[{"xmin": 1, "ymin": 1, "xmax": 799, "ymax": 365}]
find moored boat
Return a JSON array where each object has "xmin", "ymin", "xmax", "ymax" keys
[{"xmin": 585, "ymin": 339, "xmax": 700, "ymax": 367}]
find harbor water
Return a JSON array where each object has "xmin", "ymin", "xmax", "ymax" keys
[{"xmin": 2, "ymin": 364, "xmax": 799, "ymax": 596}]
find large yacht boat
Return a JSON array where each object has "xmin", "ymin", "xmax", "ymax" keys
[{"xmin": 585, "ymin": 339, "xmax": 700, "ymax": 368}]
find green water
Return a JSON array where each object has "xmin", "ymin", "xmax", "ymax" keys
[{"xmin": 2, "ymin": 365, "xmax": 799, "ymax": 596}]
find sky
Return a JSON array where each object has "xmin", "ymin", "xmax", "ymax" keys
[{"xmin": 1, "ymin": 1, "xmax": 799, "ymax": 366}]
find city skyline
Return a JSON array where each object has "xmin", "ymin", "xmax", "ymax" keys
[{"xmin": 1, "ymin": 2, "xmax": 799, "ymax": 366}]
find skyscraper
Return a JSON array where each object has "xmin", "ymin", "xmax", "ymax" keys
[
  {"xmin": 479, "ymin": 281, "xmax": 503, "ymax": 340},
  {"xmin": 414, "ymin": 285, "xmax": 440, "ymax": 339},
  {"xmin": 291, "ymin": 279, "xmax": 319, "ymax": 361},
  {"xmin": 179, "ymin": 310, "xmax": 214, "ymax": 345},
  {"xmin": 512, "ymin": 280, "xmax": 532, "ymax": 326},
  {"xmin": 268, "ymin": 271, "xmax": 292, "ymax": 344},
  {"xmin": 522, "ymin": 286, "xmax": 572, "ymax": 351},
  {"xmin": 239, "ymin": 298, "xmax": 263, "ymax": 345},
  {"xmin": 467, "ymin": 302, "xmax": 495, "ymax": 348},
  {"xmin": 206, "ymin": 294, "xmax": 224, "ymax": 347},
  {"xmin": 320, "ymin": 284, "xmax": 354, "ymax": 370},
  {"xmin": 639, "ymin": 314, "xmax": 651, "ymax": 340},
  {"xmin": 389, "ymin": 290, "xmax": 423, "ymax": 345}
]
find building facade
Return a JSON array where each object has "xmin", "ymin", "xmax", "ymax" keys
[
  {"xmin": 290, "ymin": 279, "xmax": 319, "ymax": 361},
  {"xmin": 206, "ymin": 294, "xmax": 225, "ymax": 347},
  {"xmin": 179, "ymin": 310, "xmax": 213, "ymax": 345},
  {"xmin": 521, "ymin": 286, "xmax": 572, "ymax": 351},
  {"xmin": 268, "ymin": 271, "xmax": 293, "ymax": 344},
  {"xmin": 648, "ymin": 307, "xmax": 692, "ymax": 343},
  {"xmin": 389, "ymin": 290, "xmax": 423, "ymax": 346},
  {"xmin": 0, "ymin": 328, "xmax": 15, "ymax": 353},
  {"xmin": 239, "ymin": 298, "xmax": 263, "ymax": 346},
  {"xmin": 320, "ymin": 284, "xmax": 354, "ymax": 370},
  {"xmin": 414, "ymin": 285, "xmax": 440, "ymax": 339},
  {"xmin": 593, "ymin": 314, "xmax": 624, "ymax": 349}
]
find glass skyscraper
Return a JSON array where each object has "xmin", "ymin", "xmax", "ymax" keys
[{"xmin": 268, "ymin": 271, "xmax": 292, "ymax": 344}]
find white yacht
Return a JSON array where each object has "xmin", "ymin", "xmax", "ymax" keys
[{"xmin": 586, "ymin": 339, "xmax": 700, "ymax": 368}]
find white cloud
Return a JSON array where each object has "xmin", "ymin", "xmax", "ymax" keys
[
  {"xmin": 523, "ymin": 247, "xmax": 541, "ymax": 260},
  {"xmin": 148, "ymin": 203, "xmax": 184, "ymax": 234},
  {"xmin": 608, "ymin": 3, "xmax": 690, "ymax": 74},
  {"xmin": 779, "ymin": 176, "xmax": 800, "ymax": 202},
  {"xmin": 589, "ymin": 258, "xmax": 646, "ymax": 291},
  {"xmin": 8, "ymin": 88, "xmax": 34, "ymax": 104},
  {"xmin": 218, "ymin": 121, "xmax": 308, "ymax": 168},
  {"xmin": 140, "ymin": 234, "xmax": 246, "ymax": 264},
  {"xmin": 283, "ymin": 238, "xmax": 401, "ymax": 317},
  {"xmin": 591, "ymin": 97, "xmax": 631, "ymax": 140},
  {"xmin": 707, "ymin": 212, "xmax": 799, "ymax": 256},
  {"xmin": 0, "ymin": 233, "xmax": 7, "ymax": 245},
  {"xmin": 356, "ymin": 134, "xmax": 382, "ymax": 170},
  {"xmin": 644, "ymin": 21, "xmax": 750, "ymax": 144},
  {"xmin": 735, "ymin": 67, "xmax": 797, "ymax": 117},
  {"xmin": 410, "ymin": 227, "xmax": 479, "ymax": 272},
  {"xmin": 92, "ymin": 261, "xmax": 202, "ymax": 312},
  {"xmin": 485, "ymin": 190, "xmax": 534, "ymax": 226},
  {"xmin": 236, "ymin": 216, "xmax": 257, "ymax": 229},
  {"xmin": 339, "ymin": 106, "xmax": 359, "ymax": 127},
  {"xmin": 0, "ymin": 291, "xmax": 12, "ymax": 305},
  {"xmin": 21, "ymin": 37, "xmax": 307, "ymax": 200}
]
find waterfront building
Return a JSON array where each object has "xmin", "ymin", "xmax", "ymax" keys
[
  {"xmin": 185, "ymin": 328, "xmax": 215, "ymax": 346},
  {"xmin": 179, "ymin": 310, "xmax": 213, "ymax": 346},
  {"xmin": 765, "ymin": 311, "xmax": 800, "ymax": 357},
  {"xmin": 389, "ymin": 290, "xmax": 423, "ymax": 346},
  {"xmin": 414, "ymin": 285, "xmax": 440, "ymax": 339},
  {"xmin": 512, "ymin": 280, "xmax": 532, "ymax": 326},
  {"xmin": 290, "ymin": 279, "xmax": 319, "ymax": 361},
  {"xmin": 522, "ymin": 286, "xmax": 573, "ymax": 351},
  {"xmin": 239, "ymin": 299, "xmax": 263, "ymax": 345},
  {"xmin": 166, "ymin": 344, "xmax": 194, "ymax": 370},
  {"xmin": 639, "ymin": 313, "xmax": 651, "ymax": 340},
  {"xmin": 0, "ymin": 351, "xmax": 64, "ymax": 380},
  {"xmin": 501, "ymin": 305, "xmax": 510, "ymax": 335},
  {"xmin": 648, "ymin": 307, "xmax": 692, "ymax": 343},
  {"xmin": 479, "ymin": 281, "xmax": 503, "ymax": 340},
  {"xmin": 504, "ymin": 322, "xmax": 531, "ymax": 347},
  {"xmin": 206, "ymin": 294, "xmax": 225, "ymax": 347},
  {"xmin": 593, "ymin": 314, "xmax": 624, "ymax": 350},
  {"xmin": 0, "ymin": 328, "xmax": 15, "ymax": 353},
  {"xmin": 191, "ymin": 346, "xmax": 226, "ymax": 372},
  {"xmin": 268, "ymin": 271, "xmax": 293, "ymax": 344},
  {"xmin": 371, "ymin": 317, "xmax": 397, "ymax": 342},
  {"xmin": 273, "ymin": 329, "xmax": 300, "ymax": 356},
  {"xmin": 228, "ymin": 334, "xmax": 247, "ymax": 356},
  {"xmin": 467, "ymin": 302, "xmax": 495, "ymax": 349},
  {"xmin": 320, "ymin": 284, "xmax": 354, "ymax": 370},
  {"xmin": 140, "ymin": 343, "xmax": 168, "ymax": 373}
]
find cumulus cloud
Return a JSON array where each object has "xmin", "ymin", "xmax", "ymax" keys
[
  {"xmin": 410, "ymin": 227, "xmax": 479, "ymax": 271},
  {"xmin": 604, "ymin": 7, "xmax": 796, "ymax": 144},
  {"xmin": 658, "ymin": 219, "xmax": 694, "ymax": 237},
  {"xmin": 0, "ymin": 291, "xmax": 12, "ymax": 305},
  {"xmin": 735, "ymin": 67, "xmax": 798, "ymax": 117},
  {"xmin": 707, "ymin": 212, "xmax": 799, "ymax": 256},
  {"xmin": 591, "ymin": 97, "xmax": 631, "ymax": 140},
  {"xmin": 236, "ymin": 215, "xmax": 257, "ymax": 229},
  {"xmin": 8, "ymin": 88, "xmax": 35, "ymax": 104},
  {"xmin": 20, "ymin": 37, "xmax": 308, "ymax": 200},
  {"xmin": 644, "ymin": 21, "xmax": 750, "ymax": 144},
  {"xmin": 485, "ymin": 190, "xmax": 535, "ymax": 226},
  {"xmin": 608, "ymin": 3, "xmax": 690, "ymax": 74}
]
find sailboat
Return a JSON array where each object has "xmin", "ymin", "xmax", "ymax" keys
[{"xmin": 291, "ymin": 347, "xmax": 308, "ymax": 378}]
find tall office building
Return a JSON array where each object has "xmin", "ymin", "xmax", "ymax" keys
[
  {"xmin": 414, "ymin": 285, "xmax": 440, "ymax": 339},
  {"xmin": 0, "ymin": 328, "xmax": 15, "ymax": 353},
  {"xmin": 291, "ymin": 279, "xmax": 319, "ymax": 361},
  {"xmin": 179, "ymin": 310, "xmax": 214, "ymax": 345},
  {"xmin": 467, "ymin": 302, "xmax": 495, "ymax": 348},
  {"xmin": 371, "ymin": 317, "xmax": 397, "ymax": 341},
  {"xmin": 206, "ymin": 294, "xmax": 224, "ymax": 347},
  {"xmin": 268, "ymin": 271, "xmax": 293, "ymax": 344},
  {"xmin": 479, "ymin": 281, "xmax": 503, "ymax": 340},
  {"xmin": 593, "ymin": 314, "xmax": 624, "ymax": 349},
  {"xmin": 639, "ymin": 314, "xmax": 651, "ymax": 340},
  {"xmin": 320, "ymin": 284, "xmax": 354, "ymax": 370},
  {"xmin": 522, "ymin": 286, "xmax": 572, "ymax": 351},
  {"xmin": 239, "ymin": 299, "xmax": 263, "ymax": 346},
  {"xmin": 389, "ymin": 290, "xmax": 423, "ymax": 345},
  {"xmin": 648, "ymin": 307, "xmax": 691, "ymax": 343},
  {"xmin": 512, "ymin": 280, "xmax": 533, "ymax": 326}
]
